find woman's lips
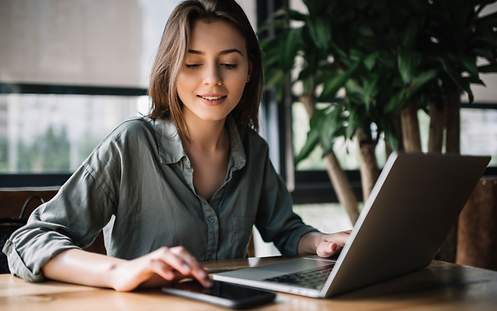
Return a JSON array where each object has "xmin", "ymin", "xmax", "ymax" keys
[{"xmin": 197, "ymin": 95, "xmax": 227, "ymax": 106}]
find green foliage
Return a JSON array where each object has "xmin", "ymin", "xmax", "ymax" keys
[
  {"xmin": 17, "ymin": 126, "xmax": 70, "ymax": 172},
  {"xmin": 0, "ymin": 136, "xmax": 7, "ymax": 171},
  {"xmin": 260, "ymin": 0, "xmax": 497, "ymax": 164}
]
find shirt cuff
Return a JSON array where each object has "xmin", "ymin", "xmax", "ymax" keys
[
  {"xmin": 286, "ymin": 225, "xmax": 320, "ymax": 257},
  {"xmin": 3, "ymin": 238, "xmax": 80, "ymax": 282}
]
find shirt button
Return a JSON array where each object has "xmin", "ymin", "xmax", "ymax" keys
[{"xmin": 207, "ymin": 216, "xmax": 216, "ymax": 224}]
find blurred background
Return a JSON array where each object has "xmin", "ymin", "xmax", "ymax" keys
[{"xmin": 0, "ymin": 0, "xmax": 496, "ymax": 261}]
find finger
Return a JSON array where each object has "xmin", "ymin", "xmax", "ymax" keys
[
  {"xmin": 170, "ymin": 247, "xmax": 212, "ymax": 287},
  {"xmin": 170, "ymin": 247, "xmax": 204, "ymax": 271},
  {"xmin": 323, "ymin": 232, "xmax": 350, "ymax": 246},
  {"xmin": 316, "ymin": 242, "xmax": 338, "ymax": 257},
  {"xmin": 149, "ymin": 259, "xmax": 177, "ymax": 281},
  {"xmin": 158, "ymin": 249, "xmax": 195, "ymax": 276}
]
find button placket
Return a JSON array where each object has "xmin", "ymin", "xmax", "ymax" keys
[{"xmin": 201, "ymin": 201, "xmax": 219, "ymax": 260}]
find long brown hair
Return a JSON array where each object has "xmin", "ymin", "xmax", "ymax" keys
[{"xmin": 148, "ymin": 0, "xmax": 262, "ymax": 140}]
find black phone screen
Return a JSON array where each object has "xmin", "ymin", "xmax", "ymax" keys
[{"xmin": 162, "ymin": 280, "xmax": 276, "ymax": 308}]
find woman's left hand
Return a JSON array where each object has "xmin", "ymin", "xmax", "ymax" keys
[
  {"xmin": 298, "ymin": 230, "xmax": 351, "ymax": 257},
  {"xmin": 315, "ymin": 231, "xmax": 351, "ymax": 257}
]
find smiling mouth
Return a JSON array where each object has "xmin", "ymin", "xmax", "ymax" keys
[{"xmin": 197, "ymin": 95, "xmax": 227, "ymax": 105}]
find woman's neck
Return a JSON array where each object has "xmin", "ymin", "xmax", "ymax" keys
[{"xmin": 182, "ymin": 110, "xmax": 228, "ymax": 153}]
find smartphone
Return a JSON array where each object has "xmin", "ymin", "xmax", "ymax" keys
[{"xmin": 161, "ymin": 280, "xmax": 276, "ymax": 309}]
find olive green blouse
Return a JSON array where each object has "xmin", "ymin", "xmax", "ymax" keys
[{"xmin": 3, "ymin": 117, "xmax": 318, "ymax": 282}]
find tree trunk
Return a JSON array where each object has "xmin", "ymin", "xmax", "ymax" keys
[
  {"xmin": 356, "ymin": 128, "xmax": 379, "ymax": 202},
  {"xmin": 446, "ymin": 92, "xmax": 461, "ymax": 153},
  {"xmin": 437, "ymin": 90, "xmax": 461, "ymax": 263},
  {"xmin": 299, "ymin": 94, "xmax": 315, "ymax": 117},
  {"xmin": 428, "ymin": 102, "xmax": 445, "ymax": 153},
  {"xmin": 401, "ymin": 104, "xmax": 422, "ymax": 152},
  {"xmin": 324, "ymin": 151, "xmax": 360, "ymax": 224},
  {"xmin": 393, "ymin": 113, "xmax": 404, "ymax": 152}
]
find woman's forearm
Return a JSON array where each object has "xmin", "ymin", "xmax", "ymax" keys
[
  {"xmin": 41, "ymin": 246, "xmax": 212, "ymax": 291},
  {"xmin": 41, "ymin": 249, "xmax": 125, "ymax": 289}
]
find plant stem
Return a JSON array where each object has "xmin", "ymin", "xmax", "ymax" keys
[
  {"xmin": 446, "ymin": 91, "xmax": 461, "ymax": 154},
  {"xmin": 324, "ymin": 151, "xmax": 360, "ymax": 224},
  {"xmin": 428, "ymin": 102, "xmax": 445, "ymax": 153},
  {"xmin": 401, "ymin": 104, "xmax": 422, "ymax": 152},
  {"xmin": 299, "ymin": 94, "xmax": 315, "ymax": 116},
  {"xmin": 356, "ymin": 128, "xmax": 379, "ymax": 202}
]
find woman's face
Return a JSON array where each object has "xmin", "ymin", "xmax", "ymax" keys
[{"xmin": 176, "ymin": 19, "xmax": 250, "ymax": 123}]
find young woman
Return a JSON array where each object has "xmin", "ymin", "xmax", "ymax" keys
[{"xmin": 3, "ymin": 0, "xmax": 349, "ymax": 291}]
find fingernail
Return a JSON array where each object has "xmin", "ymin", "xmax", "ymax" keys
[
  {"xmin": 198, "ymin": 270, "xmax": 207, "ymax": 277},
  {"xmin": 182, "ymin": 264, "xmax": 190, "ymax": 271}
]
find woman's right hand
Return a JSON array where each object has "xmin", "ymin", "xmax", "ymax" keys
[{"xmin": 109, "ymin": 246, "xmax": 212, "ymax": 291}]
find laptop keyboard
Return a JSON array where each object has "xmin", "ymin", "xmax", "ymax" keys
[{"xmin": 263, "ymin": 264, "xmax": 334, "ymax": 289}]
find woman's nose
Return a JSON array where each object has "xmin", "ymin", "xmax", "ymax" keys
[{"xmin": 203, "ymin": 64, "xmax": 222, "ymax": 86}]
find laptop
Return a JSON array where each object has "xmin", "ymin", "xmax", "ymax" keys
[{"xmin": 212, "ymin": 152, "xmax": 490, "ymax": 298}]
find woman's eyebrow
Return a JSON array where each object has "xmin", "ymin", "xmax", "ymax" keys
[{"xmin": 187, "ymin": 48, "xmax": 244, "ymax": 56}]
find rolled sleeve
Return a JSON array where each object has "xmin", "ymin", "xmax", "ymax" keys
[
  {"xmin": 2, "ymin": 139, "xmax": 118, "ymax": 281},
  {"xmin": 3, "ymin": 235, "xmax": 79, "ymax": 282},
  {"xmin": 255, "ymin": 148, "xmax": 319, "ymax": 257}
]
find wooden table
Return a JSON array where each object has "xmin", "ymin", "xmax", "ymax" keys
[{"xmin": 1, "ymin": 257, "xmax": 497, "ymax": 310}]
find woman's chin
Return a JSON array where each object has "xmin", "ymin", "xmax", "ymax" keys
[{"xmin": 191, "ymin": 112, "xmax": 230, "ymax": 122}]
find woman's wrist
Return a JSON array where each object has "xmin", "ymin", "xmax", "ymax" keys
[
  {"xmin": 105, "ymin": 258, "xmax": 128, "ymax": 290},
  {"xmin": 298, "ymin": 232, "xmax": 323, "ymax": 255}
]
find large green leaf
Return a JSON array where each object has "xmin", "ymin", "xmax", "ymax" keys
[
  {"xmin": 398, "ymin": 50, "xmax": 420, "ymax": 84},
  {"xmin": 320, "ymin": 107, "xmax": 343, "ymax": 154},
  {"xmin": 463, "ymin": 76, "xmax": 486, "ymax": 86},
  {"xmin": 461, "ymin": 57, "xmax": 479, "ymax": 77},
  {"xmin": 295, "ymin": 108, "xmax": 326, "ymax": 164},
  {"xmin": 271, "ymin": 8, "xmax": 308, "ymax": 22},
  {"xmin": 439, "ymin": 59, "xmax": 475, "ymax": 103},
  {"xmin": 319, "ymin": 61, "xmax": 360, "ymax": 101},
  {"xmin": 385, "ymin": 89, "xmax": 409, "ymax": 113},
  {"xmin": 361, "ymin": 74, "xmax": 380, "ymax": 110},
  {"xmin": 306, "ymin": 17, "xmax": 330, "ymax": 51},
  {"xmin": 364, "ymin": 52, "xmax": 379, "ymax": 71},
  {"xmin": 409, "ymin": 70, "xmax": 437, "ymax": 94},
  {"xmin": 281, "ymin": 28, "xmax": 303, "ymax": 70},
  {"xmin": 295, "ymin": 125, "xmax": 321, "ymax": 164},
  {"xmin": 345, "ymin": 109, "xmax": 361, "ymax": 139},
  {"xmin": 478, "ymin": 63, "xmax": 497, "ymax": 73},
  {"xmin": 302, "ymin": 0, "xmax": 329, "ymax": 17}
]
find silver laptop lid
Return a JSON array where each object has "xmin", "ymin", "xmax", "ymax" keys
[{"xmin": 322, "ymin": 152, "xmax": 490, "ymax": 297}]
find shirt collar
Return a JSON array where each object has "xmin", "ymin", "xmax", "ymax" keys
[{"xmin": 147, "ymin": 117, "xmax": 246, "ymax": 170}]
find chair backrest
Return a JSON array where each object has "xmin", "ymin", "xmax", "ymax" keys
[{"xmin": 0, "ymin": 187, "xmax": 106, "ymax": 274}]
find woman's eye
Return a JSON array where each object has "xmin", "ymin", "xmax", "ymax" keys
[
  {"xmin": 185, "ymin": 64, "xmax": 201, "ymax": 68},
  {"xmin": 222, "ymin": 64, "xmax": 238, "ymax": 69}
]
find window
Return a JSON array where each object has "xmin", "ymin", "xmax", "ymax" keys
[{"xmin": 0, "ymin": 0, "xmax": 257, "ymax": 176}]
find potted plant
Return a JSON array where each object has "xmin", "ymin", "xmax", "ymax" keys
[{"xmin": 260, "ymin": 0, "xmax": 497, "ymax": 225}]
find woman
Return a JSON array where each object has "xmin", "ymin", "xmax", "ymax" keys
[{"xmin": 3, "ymin": 0, "xmax": 349, "ymax": 291}]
